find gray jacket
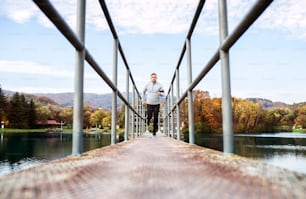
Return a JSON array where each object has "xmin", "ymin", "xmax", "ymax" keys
[{"xmin": 143, "ymin": 81, "xmax": 164, "ymax": 105}]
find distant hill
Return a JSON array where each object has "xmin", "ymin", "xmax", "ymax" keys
[
  {"xmin": 3, "ymin": 90, "xmax": 59, "ymax": 106},
  {"xmin": 247, "ymin": 98, "xmax": 288, "ymax": 109},
  {"xmin": 4, "ymin": 89, "xmax": 303, "ymax": 110},
  {"xmin": 3, "ymin": 90, "xmax": 129, "ymax": 109},
  {"xmin": 38, "ymin": 92, "xmax": 120, "ymax": 110}
]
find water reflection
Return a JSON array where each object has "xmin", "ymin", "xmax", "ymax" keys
[
  {"xmin": 0, "ymin": 132, "xmax": 112, "ymax": 176},
  {"xmin": 1, "ymin": 132, "xmax": 305, "ymax": 175},
  {"xmin": 193, "ymin": 132, "xmax": 306, "ymax": 174}
]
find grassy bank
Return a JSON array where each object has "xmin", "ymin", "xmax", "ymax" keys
[
  {"xmin": 0, "ymin": 128, "xmax": 114, "ymax": 133},
  {"xmin": 292, "ymin": 128, "xmax": 306, "ymax": 133},
  {"xmin": 0, "ymin": 128, "xmax": 46, "ymax": 133}
]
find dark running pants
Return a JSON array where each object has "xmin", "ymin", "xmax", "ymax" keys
[{"xmin": 146, "ymin": 104, "xmax": 160, "ymax": 133}]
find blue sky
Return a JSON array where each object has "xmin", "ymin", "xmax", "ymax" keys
[{"xmin": 0, "ymin": 0, "xmax": 306, "ymax": 104}]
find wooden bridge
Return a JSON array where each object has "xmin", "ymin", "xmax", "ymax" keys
[{"xmin": 0, "ymin": 133, "xmax": 305, "ymax": 199}]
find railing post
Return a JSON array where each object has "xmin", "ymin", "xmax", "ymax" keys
[
  {"xmin": 171, "ymin": 84, "xmax": 175, "ymax": 138},
  {"xmin": 111, "ymin": 39, "xmax": 118, "ymax": 145},
  {"xmin": 186, "ymin": 39, "xmax": 195, "ymax": 144},
  {"xmin": 140, "ymin": 102, "xmax": 143, "ymax": 134},
  {"xmin": 167, "ymin": 97, "xmax": 171, "ymax": 137},
  {"xmin": 132, "ymin": 88, "xmax": 135, "ymax": 138},
  {"xmin": 140, "ymin": 103, "xmax": 146, "ymax": 133},
  {"xmin": 72, "ymin": 0, "xmax": 86, "ymax": 156},
  {"xmin": 157, "ymin": 111, "xmax": 161, "ymax": 133},
  {"xmin": 139, "ymin": 98, "xmax": 143, "ymax": 135},
  {"xmin": 135, "ymin": 98, "xmax": 139, "ymax": 137},
  {"xmin": 164, "ymin": 97, "xmax": 168, "ymax": 136},
  {"xmin": 176, "ymin": 69, "xmax": 181, "ymax": 141},
  {"xmin": 218, "ymin": 0, "xmax": 234, "ymax": 154},
  {"xmin": 124, "ymin": 70, "xmax": 130, "ymax": 141}
]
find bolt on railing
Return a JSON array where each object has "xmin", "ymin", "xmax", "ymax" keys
[
  {"xmin": 164, "ymin": 0, "xmax": 273, "ymax": 154},
  {"xmin": 33, "ymin": 0, "xmax": 145, "ymax": 156}
]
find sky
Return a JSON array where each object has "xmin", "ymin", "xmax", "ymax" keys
[{"xmin": 0, "ymin": 0, "xmax": 306, "ymax": 104}]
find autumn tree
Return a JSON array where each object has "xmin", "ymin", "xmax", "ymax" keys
[
  {"xmin": 84, "ymin": 104, "xmax": 93, "ymax": 129},
  {"xmin": 261, "ymin": 110, "xmax": 276, "ymax": 132},
  {"xmin": 295, "ymin": 105, "xmax": 306, "ymax": 128},
  {"xmin": 191, "ymin": 90, "xmax": 222, "ymax": 133},
  {"xmin": 59, "ymin": 106, "xmax": 73, "ymax": 127},
  {"xmin": 272, "ymin": 108, "xmax": 295, "ymax": 131},
  {"xmin": 206, "ymin": 98, "xmax": 222, "ymax": 132},
  {"xmin": 232, "ymin": 98, "xmax": 262, "ymax": 133},
  {"xmin": 47, "ymin": 104, "xmax": 62, "ymax": 121}
]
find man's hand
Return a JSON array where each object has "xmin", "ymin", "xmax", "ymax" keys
[
  {"xmin": 158, "ymin": 90, "xmax": 164, "ymax": 96},
  {"xmin": 142, "ymin": 101, "xmax": 147, "ymax": 106}
]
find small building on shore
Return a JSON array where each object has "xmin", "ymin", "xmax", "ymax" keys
[{"xmin": 36, "ymin": 120, "xmax": 62, "ymax": 129}]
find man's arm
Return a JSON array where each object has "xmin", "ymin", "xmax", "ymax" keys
[
  {"xmin": 158, "ymin": 84, "xmax": 164, "ymax": 96},
  {"xmin": 142, "ymin": 84, "xmax": 148, "ymax": 106}
]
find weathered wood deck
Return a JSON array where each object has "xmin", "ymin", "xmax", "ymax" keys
[{"xmin": 0, "ymin": 133, "xmax": 305, "ymax": 199}]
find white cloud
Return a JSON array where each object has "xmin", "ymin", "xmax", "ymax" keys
[
  {"xmin": 259, "ymin": 0, "xmax": 306, "ymax": 39},
  {"xmin": 1, "ymin": 0, "xmax": 306, "ymax": 39},
  {"xmin": 6, "ymin": 86, "xmax": 74, "ymax": 94},
  {"xmin": 105, "ymin": 0, "xmax": 199, "ymax": 34},
  {"xmin": 0, "ymin": 1, "xmax": 38, "ymax": 23},
  {"xmin": 0, "ymin": 60, "xmax": 72, "ymax": 78},
  {"xmin": 0, "ymin": 60, "xmax": 102, "ymax": 81}
]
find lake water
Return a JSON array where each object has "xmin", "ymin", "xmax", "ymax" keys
[
  {"xmin": 0, "ymin": 132, "xmax": 113, "ymax": 176},
  {"xmin": 192, "ymin": 132, "xmax": 306, "ymax": 174},
  {"xmin": 0, "ymin": 132, "xmax": 305, "ymax": 176}
]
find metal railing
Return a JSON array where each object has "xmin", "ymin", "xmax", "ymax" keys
[
  {"xmin": 33, "ymin": 0, "xmax": 146, "ymax": 156},
  {"xmin": 33, "ymin": 0, "xmax": 274, "ymax": 156},
  {"xmin": 164, "ymin": 0, "xmax": 273, "ymax": 154}
]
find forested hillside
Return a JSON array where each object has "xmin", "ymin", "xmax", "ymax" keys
[{"xmin": 1, "ymin": 88, "xmax": 306, "ymax": 133}]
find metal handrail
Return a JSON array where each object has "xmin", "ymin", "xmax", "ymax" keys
[
  {"xmin": 33, "ymin": 0, "xmax": 274, "ymax": 155},
  {"xmin": 98, "ymin": 0, "xmax": 141, "ymax": 98},
  {"xmin": 167, "ymin": 0, "xmax": 273, "ymax": 110},
  {"xmin": 33, "ymin": 0, "xmax": 142, "ymax": 116},
  {"xmin": 164, "ymin": 0, "xmax": 273, "ymax": 153},
  {"xmin": 33, "ymin": 0, "xmax": 145, "ymax": 155},
  {"xmin": 167, "ymin": 0, "xmax": 206, "ymax": 93}
]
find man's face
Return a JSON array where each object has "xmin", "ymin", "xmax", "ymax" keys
[{"xmin": 151, "ymin": 74, "xmax": 157, "ymax": 83}]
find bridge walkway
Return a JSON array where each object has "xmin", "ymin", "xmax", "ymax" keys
[{"xmin": 0, "ymin": 133, "xmax": 305, "ymax": 199}]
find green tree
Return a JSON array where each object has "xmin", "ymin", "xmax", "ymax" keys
[
  {"xmin": 90, "ymin": 109, "xmax": 108, "ymax": 128},
  {"xmin": 19, "ymin": 94, "xmax": 29, "ymax": 128},
  {"xmin": 28, "ymin": 100, "xmax": 37, "ymax": 128},
  {"xmin": 118, "ymin": 105, "xmax": 126, "ymax": 129},
  {"xmin": 8, "ymin": 92, "xmax": 21, "ymax": 128},
  {"xmin": 102, "ymin": 112, "xmax": 111, "ymax": 130},
  {"xmin": 36, "ymin": 104, "xmax": 52, "ymax": 122},
  {"xmin": 0, "ymin": 86, "xmax": 8, "ymax": 122},
  {"xmin": 8, "ymin": 93, "xmax": 30, "ymax": 128}
]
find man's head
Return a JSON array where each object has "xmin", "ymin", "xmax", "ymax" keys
[{"xmin": 150, "ymin": 73, "xmax": 157, "ymax": 83}]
